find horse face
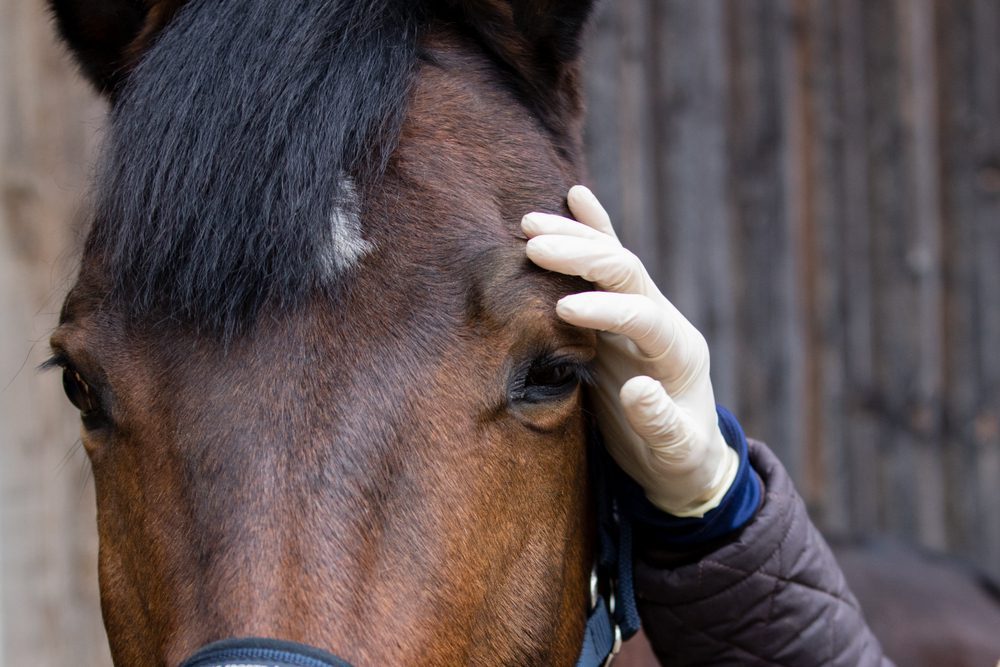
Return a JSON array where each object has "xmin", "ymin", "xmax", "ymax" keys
[{"xmin": 48, "ymin": 1, "xmax": 598, "ymax": 665}]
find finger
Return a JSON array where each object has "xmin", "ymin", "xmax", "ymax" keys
[
  {"xmin": 525, "ymin": 235, "xmax": 645, "ymax": 293},
  {"xmin": 619, "ymin": 376, "xmax": 695, "ymax": 464},
  {"xmin": 567, "ymin": 185, "xmax": 617, "ymax": 238},
  {"xmin": 555, "ymin": 291, "xmax": 676, "ymax": 359},
  {"xmin": 520, "ymin": 212, "xmax": 613, "ymax": 242}
]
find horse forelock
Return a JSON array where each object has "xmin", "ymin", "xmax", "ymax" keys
[{"xmin": 87, "ymin": 0, "xmax": 425, "ymax": 338}]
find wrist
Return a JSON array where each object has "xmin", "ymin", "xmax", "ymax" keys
[
  {"xmin": 653, "ymin": 441, "xmax": 739, "ymax": 517},
  {"xmin": 621, "ymin": 406, "xmax": 763, "ymax": 546}
]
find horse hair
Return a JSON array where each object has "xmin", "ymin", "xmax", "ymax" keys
[{"xmin": 89, "ymin": 0, "xmax": 425, "ymax": 337}]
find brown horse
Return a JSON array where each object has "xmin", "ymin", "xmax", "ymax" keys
[
  {"xmin": 44, "ymin": 2, "xmax": 1000, "ymax": 666},
  {"xmin": 46, "ymin": 0, "xmax": 603, "ymax": 664}
]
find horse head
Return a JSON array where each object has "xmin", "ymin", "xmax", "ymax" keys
[{"xmin": 47, "ymin": 1, "xmax": 600, "ymax": 664}]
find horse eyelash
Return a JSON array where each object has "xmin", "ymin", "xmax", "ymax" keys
[
  {"xmin": 576, "ymin": 364, "xmax": 597, "ymax": 388},
  {"xmin": 543, "ymin": 350, "xmax": 595, "ymax": 384},
  {"xmin": 38, "ymin": 353, "xmax": 69, "ymax": 372},
  {"xmin": 548, "ymin": 354, "xmax": 596, "ymax": 385}
]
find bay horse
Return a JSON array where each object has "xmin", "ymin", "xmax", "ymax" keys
[
  {"xmin": 44, "ymin": 2, "xmax": 1000, "ymax": 666},
  {"xmin": 46, "ymin": 0, "xmax": 604, "ymax": 664}
]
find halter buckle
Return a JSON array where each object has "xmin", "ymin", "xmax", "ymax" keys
[{"xmin": 589, "ymin": 566, "xmax": 623, "ymax": 666}]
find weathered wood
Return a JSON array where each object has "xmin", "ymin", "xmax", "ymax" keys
[
  {"xmin": 968, "ymin": 0, "xmax": 1000, "ymax": 583},
  {"xmin": 784, "ymin": 0, "xmax": 849, "ymax": 529},
  {"xmin": 582, "ymin": 0, "xmax": 624, "ymax": 225},
  {"xmin": 935, "ymin": 0, "xmax": 1000, "ymax": 575},
  {"xmin": 638, "ymin": 0, "xmax": 737, "ymax": 409},
  {"xmin": 582, "ymin": 0, "xmax": 1000, "ymax": 578},
  {"xmin": 1, "ymin": 1, "xmax": 112, "ymax": 666},
  {"xmin": 835, "ymin": 0, "xmax": 883, "ymax": 543},
  {"xmin": 723, "ymin": 0, "xmax": 805, "ymax": 479}
]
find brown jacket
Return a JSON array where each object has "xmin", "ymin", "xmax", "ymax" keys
[{"xmin": 635, "ymin": 440, "xmax": 893, "ymax": 666}]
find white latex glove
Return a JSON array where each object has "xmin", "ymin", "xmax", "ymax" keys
[{"xmin": 522, "ymin": 186, "xmax": 739, "ymax": 517}]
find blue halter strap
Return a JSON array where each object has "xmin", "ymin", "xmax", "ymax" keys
[
  {"xmin": 575, "ymin": 435, "xmax": 642, "ymax": 667},
  {"xmin": 182, "ymin": 638, "xmax": 353, "ymax": 667}
]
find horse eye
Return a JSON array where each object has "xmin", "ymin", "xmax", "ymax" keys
[
  {"xmin": 515, "ymin": 357, "xmax": 586, "ymax": 403},
  {"xmin": 527, "ymin": 362, "xmax": 578, "ymax": 390},
  {"xmin": 61, "ymin": 368, "xmax": 105, "ymax": 428}
]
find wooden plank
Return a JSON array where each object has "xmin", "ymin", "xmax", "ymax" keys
[
  {"xmin": 783, "ymin": 0, "xmax": 823, "ymax": 516},
  {"xmin": 969, "ymin": 0, "xmax": 1000, "ymax": 582},
  {"xmin": 649, "ymin": 1, "xmax": 738, "ymax": 404},
  {"xmin": 896, "ymin": 0, "xmax": 947, "ymax": 549},
  {"xmin": 582, "ymin": 0, "xmax": 624, "ymax": 221},
  {"xmin": 784, "ymin": 0, "xmax": 855, "ymax": 531},
  {"xmin": 934, "ymin": 0, "xmax": 994, "ymax": 577},
  {"xmin": 724, "ymin": 0, "xmax": 803, "ymax": 475},
  {"xmin": 859, "ymin": 0, "xmax": 930, "ymax": 543},
  {"xmin": 935, "ymin": 0, "xmax": 1000, "ymax": 579},
  {"xmin": 836, "ymin": 0, "xmax": 882, "ymax": 538},
  {"xmin": 614, "ymin": 0, "xmax": 659, "ymax": 272}
]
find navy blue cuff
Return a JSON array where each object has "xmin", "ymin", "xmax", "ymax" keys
[{"xmin": 618, "ymin": 406, "xmax": 762, "ymax": 546}]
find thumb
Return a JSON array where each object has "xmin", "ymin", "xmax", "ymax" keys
[{"xmin": 619, "ymin": 376, "xmax": 697, "ymax": 467}]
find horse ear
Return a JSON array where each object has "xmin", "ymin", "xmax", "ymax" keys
[
  {"xmin": 47, "ymin": 0, "xmax": 188, "ymax": 96},
  {"xmin": 451, "ymin": 0, "xmax": 598, "ymax": 157}
]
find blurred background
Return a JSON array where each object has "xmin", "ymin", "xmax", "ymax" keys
[{"xmin": 1, "ymin": 0, "xmax": 998, "ymax": 664}]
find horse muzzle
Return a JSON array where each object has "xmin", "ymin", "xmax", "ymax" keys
[{"xmin": 180, "ymin": 637, "xmax": 353, "ymax": 667}]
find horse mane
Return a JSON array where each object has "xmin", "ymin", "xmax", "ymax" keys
[{"xmin": 89, "ymin": 0, "xmax": 425, "ymax": 337}]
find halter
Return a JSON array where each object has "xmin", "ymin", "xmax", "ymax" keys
[
  {"xmin": 181, "ymin": 437, "xmax": 639, "ymax": 667},
  {"xmin": 577, "ymin": 436, "xmax": 642, "ymax": 666}
]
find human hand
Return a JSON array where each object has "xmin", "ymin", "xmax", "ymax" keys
[{"xmin": 522, "ymin": 186, "xmax": 739, "ymax": 517}]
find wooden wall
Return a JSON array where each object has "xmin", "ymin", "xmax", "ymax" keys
[
  {"xmin": 0, "ymin": 0, "xmax": 997, "ymax": 665},
  {"xmin": 584, "ymin": 0, "xmax": 1000, "ymax": 576},
  {"xmin": 0, "ymin": 0, "xmax": 113, "ymax": 665}
]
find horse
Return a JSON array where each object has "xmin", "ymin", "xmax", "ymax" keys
[
  {"xmin": 46, "ymin": 0, "xmax": 603, "ymax": 664},
  {"xmin": 44, "ymin": 1, "xmax": 1000, "ymax": 666}
]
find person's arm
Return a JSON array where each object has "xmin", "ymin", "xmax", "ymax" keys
[
  {"xmin": 523, "ymin": 186, "xmax": 891, "ymax": 666},
  {"xmin": 633, "ymin": 437, "xmax": 891, "ymax": 666}
]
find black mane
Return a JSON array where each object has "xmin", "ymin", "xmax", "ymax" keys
[{"xmin": 90, "ymin": 0, "xmax": 424, "ymax": 336}]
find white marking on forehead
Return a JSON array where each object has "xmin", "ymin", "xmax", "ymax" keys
[{"xmin": 319, "ymin": 175, "xmax": 373, "ymax": 278}]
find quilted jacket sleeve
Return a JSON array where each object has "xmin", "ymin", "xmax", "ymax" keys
[{"xmin": 633, "ymin": 439, "xmax": 893, "ymax": 666}]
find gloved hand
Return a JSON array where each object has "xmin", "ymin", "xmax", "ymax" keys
[{"xmin": 522, "ymin": 186, "xmax": 739, "ymax": 517}]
